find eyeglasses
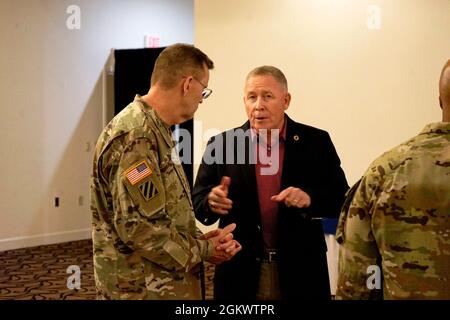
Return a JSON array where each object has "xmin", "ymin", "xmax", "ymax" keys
[{"xmin": 192, "ymin": 77, "xmax": 213, "ymax": 99}]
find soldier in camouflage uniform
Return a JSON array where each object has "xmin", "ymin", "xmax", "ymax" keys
[
  {"xmin": 335, "ymin": 60, "xmax": 450, "ymax": 299},
  {"xmin": 90, "ymin": 44, "xmax": 242, "ymax": 300}
]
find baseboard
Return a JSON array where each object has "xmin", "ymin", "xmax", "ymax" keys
[{"xmin": 0, "ymin": 228, "xmax": 92, "ymax": 251}]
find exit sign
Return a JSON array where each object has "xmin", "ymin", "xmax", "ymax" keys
[{"xmin": 144, "ymin": 36, "xmax": 160, "ymax": 48}]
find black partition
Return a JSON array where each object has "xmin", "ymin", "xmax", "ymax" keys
[{"xmin": 114, "ymin": 48, "xmax": 194, "ymax": 189}]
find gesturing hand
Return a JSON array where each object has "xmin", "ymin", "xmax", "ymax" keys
[
  {"xmin": 207, "ymin": 176, "xmax": 233, "ymax": 215},
  {"xmin": 271, "ymin": 186, "xmax": 311, "ymax": 208}
]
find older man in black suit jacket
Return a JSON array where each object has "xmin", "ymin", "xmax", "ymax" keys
[{"xmin": 193, "ymin": 66, "xmax": 349, "ymax": 300}]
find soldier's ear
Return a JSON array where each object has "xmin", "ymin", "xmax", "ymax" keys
[
  {"xmin": 182, "ymin": 76, "xmax": 193, "ymax": 96},
  {"xmin": 439, "ymin": 96, "xmax": 443, "ymax": 109}
]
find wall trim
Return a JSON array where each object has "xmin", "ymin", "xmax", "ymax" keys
[{"xmin": 0, "ymin": 229, "xmax": 92, "ymax": 251}]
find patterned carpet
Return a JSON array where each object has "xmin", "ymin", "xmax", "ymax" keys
[
  {"xmin": 0, "ymin": 240, "xmax": 96, "ymax": 300},
  {"xmin": 0, "ymin": 239, "xmax": 215, "ymax": 300}
]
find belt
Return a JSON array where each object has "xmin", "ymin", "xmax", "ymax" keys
[{"xmin": 258, "ymin": 249, "xmax": 277, "ymax": 263}]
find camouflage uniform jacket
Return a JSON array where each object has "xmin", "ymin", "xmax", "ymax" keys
[
  {"xmin": 90, "ymin": 95, "xmax": 213, "ymax": 299},
  {"xmin": 336, "ymin": 122, "xmax": 450, "ymax": 299}
]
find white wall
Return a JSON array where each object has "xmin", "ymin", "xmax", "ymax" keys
[
  {"xmin": 194, "ymin": 0, "xmax": 450, "ymax": 185},
  {"xmin": 0, "ymin": 0, "xmax": 194, "ymax": 250}
]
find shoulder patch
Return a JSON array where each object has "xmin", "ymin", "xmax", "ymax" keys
[
  {"xmin": 124, "ymin": 160, "xmax": 152, "ymax": 185},
  {"xmin": 138, "ymin": 180, "xmax": 159, "ymax": 201}
]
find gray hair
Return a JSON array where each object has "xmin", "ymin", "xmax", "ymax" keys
[{"xmin": 245, "ymin": 65, "xmax": 288, "ymax": 90}]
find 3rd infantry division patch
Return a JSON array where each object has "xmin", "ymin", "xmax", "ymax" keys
[{"xmin": 138, "ymin": 180, "xmax": 159, "ymax": 201}]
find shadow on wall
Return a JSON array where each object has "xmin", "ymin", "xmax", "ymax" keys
[{"xmin": 32, "ymin": 71, "xmax": 104, "ymax": 245}]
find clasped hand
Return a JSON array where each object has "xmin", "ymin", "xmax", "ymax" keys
[{"xmin": 200, "ymin": 223, "xmax": 242, "ymax": 265}]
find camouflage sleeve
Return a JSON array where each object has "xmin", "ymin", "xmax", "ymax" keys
[
  {"xmin": 195, "ymin": 226, "xmax": 205, "ymax": 239},
  {"xmin": 335, "ymin": 173, "xmax": 381, "ymax": 300},
  {"xmin": 105, "ymin": 135, "xmax": 213, "ymax": 272}
]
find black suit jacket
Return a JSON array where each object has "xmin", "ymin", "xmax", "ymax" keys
[{"xmin": 193, "ymin": 115, "xmax": 349, "ymax": 300}]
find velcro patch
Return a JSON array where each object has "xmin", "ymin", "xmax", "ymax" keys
[
  {"xmin": 138, "ymin": 180, "xmax": 159, "ymax": 201},
  {"xmin": 125, "ymin": 160, "xmax": 152, "ymax": 185}
]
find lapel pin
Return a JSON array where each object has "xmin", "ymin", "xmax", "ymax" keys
[{"xmin": 293, "ymin": 134, "xmax": 300, "ymax": 141}]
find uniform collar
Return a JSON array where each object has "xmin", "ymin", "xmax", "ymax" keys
[
  {"xmin": 135, "ymin": 95, "xmax": 174, "ymax": 148},
  {"xmin": 419, "ymin": 122, "xmax": 450, "ymax": 135}
]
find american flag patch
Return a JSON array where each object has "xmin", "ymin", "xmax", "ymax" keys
[{"xmin": 125, "ymin": 161, "xmax": 152, "ymax": 185}]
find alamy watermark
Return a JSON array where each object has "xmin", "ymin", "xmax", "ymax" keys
[
  {"xmin": 367, "ymin": 5, "xmax": 381, "ymax": 30},
  {"xmin": 66, "ymin": 5, "xmax": 81, "ymax": 30},
  {"xmin": 366, "ymin": 265, "xmax": 381, "ymax": 290},
  {"xmin": 172, "ymin": 124, "xmax": 280, "ymax": 175},
  {"xmin": 66, "ymin": 265, "xmax": 81, "ymax": 290}
]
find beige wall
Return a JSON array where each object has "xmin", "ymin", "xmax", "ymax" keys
[
  {"xmin": 2, "ymin": 0, "xmax": 449, "ymax": 250},
  {"xmin": 0, "ymin": 0, "xmax": 193, "ymax": 250},
  {"xmin": 194, "ymin": 0, "xmax": 450, "ymax": 186}
]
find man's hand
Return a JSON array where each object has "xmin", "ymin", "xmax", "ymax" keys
[
  {"xmin": 201, "ymin": 223, "xmax": 242, "ymax": 265},
  {"xmin": 207, "ymin": 176, "xmax": 233, "ymax": 215},
  {"xmin": 271, "ymin": 186, "xmax": 311, "ymax": 208}
]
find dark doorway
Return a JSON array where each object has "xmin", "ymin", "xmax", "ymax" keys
[{"xmin": 113, "ymin": 48, "xmax": 194, "ymax": 189}]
